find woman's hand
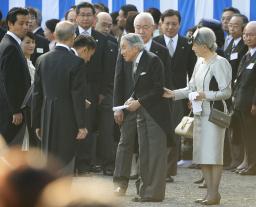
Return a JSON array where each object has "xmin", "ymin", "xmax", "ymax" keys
[
  {"xmin": 195, "ymin": 92, "xmax": 206, "ymax": 101},
  {"xmin": 163, "ymin": 87, "xmax": 175, "ymax": 98}
]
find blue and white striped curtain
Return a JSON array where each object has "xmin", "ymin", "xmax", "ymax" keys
[{"xmin": 1, "ymin": 0, "xmax": 256, "ymax": 35}]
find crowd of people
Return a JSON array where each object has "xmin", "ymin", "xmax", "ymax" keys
[{"xmin": 0, "ymin": 2, "xmax": 255, "ymax": 206}]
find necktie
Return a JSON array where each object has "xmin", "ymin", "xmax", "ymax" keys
[
  {"xmin": 168, "ymin": 39, "xmax": 174, "ymax": 57},
  {"xmin": 81, "ymin": 30, "xmax": 89, "ymax": 36},
  {"xmin": 231, "ymin": 42, "xmax": 236, "ymax": 53},
  {"xmin": 133, "ymin": 62, "xmax": 138, "ymax": 75}
]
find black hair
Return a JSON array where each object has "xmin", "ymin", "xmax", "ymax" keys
[
  {"xmin": 120, "ymin": 4, "xmax": 138, "ymax": 17},
  {"xmin": 6, "ymin": 7, "xmax": 29, "ymax": 26},
  {"xmin": 76, "ymin": 2, "xmax": 95, "ymax": 15},
  {"xmin": 161, "ymin": 9, "xmax": 181, "ymax": 23},
  {"xmin": 146, "ymin": 7, "xmax": 161, "ymax": 25},
  {"xmin": 45, "ymin": 18, "xmax": 60, "ymax": 33},
  {"xmin": 25, "ymin": 31, "xmax": 36, "ymax": 40},
  {"xmin": 110, "ymin": 12, "xmax": 118, "ymax": 25},
  {"xmin": 94, "ymin": 3, "xmax": 109, "ymax": 13},
  {"xmin": 125, "ymin": 11, "xmax": 138, "ymax": 33},
  {"xmin": 231, "ymin": 13, "xmax": 249, "ymax": 28},
  {"xmin": 74, "ymin": 35, "xmax": 96, "ymax": 50},
  {"xmin": 223, "ymin": 7, "xmax": 240, "ymax": 14}
]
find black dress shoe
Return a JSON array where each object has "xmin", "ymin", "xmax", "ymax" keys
[
  {"xmin": 103, "ymin": 168, "xmax": 113, "ymax": 176},
  {"xmin": 194, "ymin": 177, "xmax": 204, "ymax": 184},
  {"xmin": 113, "ymin": 186, "xmax": 126, "ymax": 196},
  {"xmin": 90, "ymin": 165, "xmax": 102, "ymax": 173},
  {"xmin": 132, "ymin": 197, "xmax": 162, "ymax": 202},
  {"xmin": 198, "ymin": 182, "xmax": 207, "ymax": 188},
  {"xmin": 166, "ymin": 176, "xmax": 174, "ymax": 183},
  {"xmin": 239, "ymin": 167, "xmax": 256, "ymax": 175},
  {"xmin": 130, "ymin": 174, "xmax": 138, "ymax": 180}
]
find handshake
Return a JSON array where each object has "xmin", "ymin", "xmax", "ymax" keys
[{"xmin": 163, "ymin": 87, "xmax": 175, "ymax": 98}]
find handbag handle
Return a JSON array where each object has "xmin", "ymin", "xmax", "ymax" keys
[
  {"xmin": 181, "ymin": 110, "xmax": 193, "ymax": 129},
  {"xmin": 211, "ymin": 100, "xmax": 229, "ymax": 113}
]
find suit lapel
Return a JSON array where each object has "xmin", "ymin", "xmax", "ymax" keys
[
  {"xmin": 133, "ymin": 51, "xmax": 148, "ymax": 86},
  {"xmin": 150, "ymin": 41, "xmax": 159, "ymax": 55},
  {"xmin": 237, "ymin": 52, "xmax": 256, "ymax": 78}
]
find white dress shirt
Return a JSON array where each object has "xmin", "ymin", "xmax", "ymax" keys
[
  {"xmin": 144, "ymin": 39, "xmax": 152, "ymax": 51},
  {"xmin": 78, "ymin": 26, "xmax": 92, "ymax": 36},
  {"xmin": 164, "ymin": 33, "xmax": 178, "ymax": 52}
]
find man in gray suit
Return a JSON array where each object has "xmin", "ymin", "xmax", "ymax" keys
[{"xmin": 114, "ymin": 33, "xmax": 171, "ymax": 202}]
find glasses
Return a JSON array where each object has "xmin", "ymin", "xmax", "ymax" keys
[
  {"xmin": 135, "ymin": 25, "xmax": 152, "ymax": 30},
  {"xmin": 243, "ymin": 33, "xmax": 256, "ymax": 38},
  {"xmin": 228, "ymin": 23, "xmax": 240, "ymax": 29},
  {"xmin": 78, "ymin": 13, "xmax": 93, "ymax": 18}
]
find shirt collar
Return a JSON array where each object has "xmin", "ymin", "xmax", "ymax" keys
[
  {"xmin": 135, "ymin": 50, "xmax": 144, "ymax": 64},
  {"xmin": 164, "ymin": 33, "xmax": 178, "ymax": 47},
  {"xmin": 71, "ymin": 47, "xmax": 78, "ymax": 56},
  {"xmin": 33, "ymin": 27, "xmax": 41, "ymax": 33},
  {"xmin": 78, "ymin": 26, "xmax": 92, "ymax": 36},
  {"xmin": 249, "ymin": 47, "xmax": 256, "ymax": 56},
  {"xmin": 55, "ymin": 43, "xmax": 70, "ymax": 51},
  {"xmin": 233, "ymin": 37, "xmax": 241, "ymax": 47},
  {"xmin": 144, "ymin": 39, "xmax": 152, "ymax": 51},
  {"xmin": 7, "ymin": 31, "xmax": 22, "ymax": 45}
]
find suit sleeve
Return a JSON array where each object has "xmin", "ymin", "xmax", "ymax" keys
[
  {"xmin": 70, "ymin": 60, "xmax": 87, "ymax": 129},
  {"xmin": 31, "ymin": 62, "xmax": 43, "ymax": 129},
  {"xmin": 2, "ymin": 46, "xmax": 28, "ymax": 114},
  {"xmin": 113, "ymin": 53, "xmax": 124, "ymax": 106}
]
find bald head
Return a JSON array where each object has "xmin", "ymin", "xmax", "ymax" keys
[
  {"xmin": 243, "ymin": 21, "xmax": 256, "ymax": 48},
  {"xmin": 134, "ymin": 12, "xmax": 154, "ymax": 43},
  {"xmin": 95, "ymin": 12, "xmax": 113, "ymax": 33}
]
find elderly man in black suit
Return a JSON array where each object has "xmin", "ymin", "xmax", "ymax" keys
[
  {"xmin": 32, "ymin": 21, "xmax": 88, "ymax": 174},
  {"xmin": 114, "ymin": 33, "xmax": 171, "ymax": 202},
  {"xmin": 232, "ymin": 21, "xmax": 256, "ymax": 175},
  {"xmin": 0, "ymin": 7, "xmax": 31, "ymax": 144},
  {"xmin": 154, "ymin": 9, "xmax": 196, "ymax": 181},
  {"xmin": 224, "ymin": 14, "xmax": 248, "ymax": 171}
]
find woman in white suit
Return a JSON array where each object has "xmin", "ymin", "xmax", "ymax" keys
[{"xmin": 164, "ymin": 27, "xmax": 232, "ymax": 205}]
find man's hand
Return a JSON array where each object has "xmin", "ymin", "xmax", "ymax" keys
[
  {"xmin": 114, "ymin": 110, "xmax": 124, "ymax": 125},
  {"xmin": 251, "ymin": 105, "xmax": 256, "ymax": 116},
  {"xmin": 98, "ymin": 94, "xmax": 105, "ymax": 104},
  {"xmin": 35, "ymin": 128, "xmax": 42, "ymax": 140},
  {"xmin": 163, "ymin": 87, "xmax": 175, "ymax": 98},
  {"xmin": 127, "ymin": 100, "xmax": 141, "ymax": 112},
  {"xmin": 76, "ymin": 128, "xmax": 88, "ymax": 140},
  {"xmin": 12, "ymin": 113, "xmax": 23, "ymax": 125}
]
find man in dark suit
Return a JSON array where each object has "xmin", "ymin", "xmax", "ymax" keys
[
  {"xmin": 0, "ymin": 7, "xmax": 31, "ymax": 144},
  {"xmin": 154, "ymin": 9, "xmax": 196, "ymax": 181},
  {"xmin": 224, "ymin": 14, "xmax": 248, "ymax": 170},
  {"xmin": 32, "ymin": 21, "xmax": 88, "ymax": 174},
  {"xmin": 233, "ymin": 21, "xmax": 256, "ymax": 175},
  {"xmin": 114, "ymin": 33, "xmax": 171, "ymax": 202},
  {"xmin": 75, "ymin": 2, "xmax": 109, "ymax": 174},
  {"xmin": 0, "ymin": 27, "xmax": 6, "ymax": 42},
  {"xmin": 95, "ymin": 11, "xmax": 118, "ymax": 175},
  {"xmin": 27, "ymin": 8, "xmax": 49, "ymax": 65}
]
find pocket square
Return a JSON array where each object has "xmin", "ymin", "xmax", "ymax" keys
[{"xmin": 140, "ymin": 72, "xmax": 147, "ymax": 76}]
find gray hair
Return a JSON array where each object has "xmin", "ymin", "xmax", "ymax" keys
[
  {"xmin": 134, "ymin": 12, "xmax": 154, "ymax": 26},
  {"xmin": 121, "ymin": 33, "xmax": 145, "ymax": 50},
  {"xmin": 194, "ymin": 27, "xmax": 217, "ymax": 52},
  {"xmin": 55, "ymin": 21, "xmax": 76, "ymax": 41}
]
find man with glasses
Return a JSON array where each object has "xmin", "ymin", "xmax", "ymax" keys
[
  {"xmin": 224, "ymin": 14, "xmax": 248, "ymax": 172},
  {"xmin": 232, "ymin": 21, "xmax": 256, "ymax": 175},
  {"xmin": 75, "ymin": 2, "xmax": 109, "ymax": 175}
]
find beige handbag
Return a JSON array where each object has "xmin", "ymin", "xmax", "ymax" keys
[{"xmin": 175, "ymin": 111, "xmax": 194, "ymax": 138}]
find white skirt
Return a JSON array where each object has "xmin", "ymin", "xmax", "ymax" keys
[{"xmin": 193, "ymin": 115, "xmax": 226, "ymax": 165}]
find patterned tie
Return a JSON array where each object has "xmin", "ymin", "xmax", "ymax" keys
[{"xmin": 168, "ymin": 39, "xmax": 174, "ymax": 57}]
